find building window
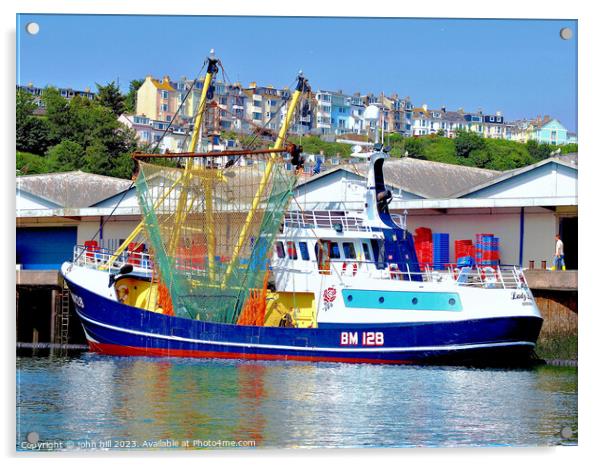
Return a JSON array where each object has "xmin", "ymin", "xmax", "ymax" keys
[
  {"xmin": 161, "ymin": 90, "xmax": 169, "ymax": 99},
  {"xmin": 161, "ymin": 103, "xmax": 168, "ymax": 112}
]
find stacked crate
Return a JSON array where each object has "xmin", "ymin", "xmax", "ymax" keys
[
  {"xmin": 414, "ymin": 227, "xmax": 433, "ymax": 270},
  {"xmin": 432, "ymin": 233, "xmax": 450, "ymax": 270},
  {"xmin": 480, "ymin": 236, "xmax": 500, "ymax": 266},
  {"xmin": 454, "ymin": 239, "xmax": 474, "ymax": 263},
  {"xmin": 475, "ymin": 233, "xmax": 494, "ymax": 265}
]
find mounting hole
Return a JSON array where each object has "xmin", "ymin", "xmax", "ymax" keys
[
  {"xmin": 26, "ymin": 22, "xmax": 40, "ymax": 35},
  {"xmin": 347, "ymin": 294, "xmax": 353, "ymax": 302},
  {"xmin": 449, "ymin": 298, "xmax": 456, "ymax": 306},
  {"xmin": 559, "ymin": 27, "xmax": 573, "ymax": 40},
  {"xmin": 378, "ymin": 297, "xmax": 384, "ymax": 304},
  {"xmin": 411, "ymin": 297, "xmax": 418, "ymax": 305}
]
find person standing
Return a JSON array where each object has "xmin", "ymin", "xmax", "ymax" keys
[{"xmin": 554, "ymin": 234, "xmax": 566, "ymax": 271}]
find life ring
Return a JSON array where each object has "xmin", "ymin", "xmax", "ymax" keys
[
  {"xmin": 116, "ymin": 284, "xmax": 130, "ymax": 303},
  {"xmin": 342, "ymin": 262, "xmax": 358, "ymax": 277}
]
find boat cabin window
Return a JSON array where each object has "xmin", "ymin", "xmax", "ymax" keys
[
  {"xmin": 286, "ymin": 241, "xmax": 298, "ymax": 260},
  {"xmin": 298, "ymin": 242, "xmax": 310, "ymax": 261},
  {"xmin": 370, "ymin": 239, "xmax": 386, "ymax": 270},
  {"xmin": 342, "ymin": 242, "xmax": 356, "ymax": 259},
  {"xmin": 275, "ymin": 241, "xmax": 285, "ymax": 259},
  {"xmin": 315, "ymin": 240, "xmax": 331, "ymax": 275},
  {"xmin": 329, "ymin": 242, "xmax": 341, "ymax": 259},
  {"xmin": 362, "ymin": 242, "xmax": 372, "ymax": 261}
]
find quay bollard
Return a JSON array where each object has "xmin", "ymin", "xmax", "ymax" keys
[
  {"xmin": 529, "ymin": 260, "xmax": 535, "ymax": 270},
  {"xmin": 541, "ymin": 260, "xmax": 547, "ymax": 270}
]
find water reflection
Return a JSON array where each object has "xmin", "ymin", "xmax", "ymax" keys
[{"xmin": 16, "ymin": 354, "xmax": 577, "ymax": 449}]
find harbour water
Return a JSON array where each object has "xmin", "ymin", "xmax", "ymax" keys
[{"xmin": 17, "ymin": 352, "xmax": 577, "ymax": 450}]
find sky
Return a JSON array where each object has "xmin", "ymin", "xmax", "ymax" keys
[{"xmin": 16, "ymin": 14, "xmax": 578, "ymax": 132}]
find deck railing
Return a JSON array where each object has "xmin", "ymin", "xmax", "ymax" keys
[
  {"xmin": 72, "ymin": 245, "xmax": 153, "ymax": 274},
  {"xmin": 276, "ymin": 258, "xmax": 528, "ymax": 289},
  {"xmin": 284, "ymin": 211, "xmax": 370, "ymax": 232},
  {"xmin": 74, "ymin": 244, "xmax": 529, "ymax": 290}
]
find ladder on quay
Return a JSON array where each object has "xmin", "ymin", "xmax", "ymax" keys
[{"xmin": 56, "ymin": 282, "xmax": 71, "ymax": 350}]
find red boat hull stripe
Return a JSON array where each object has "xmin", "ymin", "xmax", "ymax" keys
[{"xmin": 88, "ymin": 341, "xmax": 414, "ymax": 365}]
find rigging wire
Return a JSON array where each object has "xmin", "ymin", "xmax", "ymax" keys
[
  {"xmin": 149, "ymin": 59, "xmax": 208, "ymax": 154},
  {"xmin": 71, "ymin": 180, "xmax": 136, "ymax": 266}
]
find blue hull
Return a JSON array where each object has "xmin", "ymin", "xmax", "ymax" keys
[{"xmin": 65, "ymin": 277, "xmax": 542, "ymax": 365}]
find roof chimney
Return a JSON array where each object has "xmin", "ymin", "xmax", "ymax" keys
[
  {"xmin": 422, "ymin": 104, "xmax": 428, "ymax": 111},
  {"xmin": 248, "ymin": 81, "xmax": 257, "ymax": 89},
  {"xmin": 162, "ymin": 75, "xmax": 170, "ymax": 83}
]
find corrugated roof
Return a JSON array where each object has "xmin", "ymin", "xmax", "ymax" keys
[
  {"xmin": 16, "ymin": 171, "xmax": 133, "ymax": 208},
  {"xmin": 297, "ymin": 157, "xmax": 499, "ymax": 199}
]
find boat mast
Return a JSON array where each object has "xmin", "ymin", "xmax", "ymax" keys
[
  {"xmin": 222, "ymin": 73, "xmax": 309, "ymax": 286},
  {"xmin": 167, "ymin": 51, "xmax": 219, "ymax": 268},
  {"xmin": 100, "ymin": 51, "xmax": 219, "ymax": 271}
]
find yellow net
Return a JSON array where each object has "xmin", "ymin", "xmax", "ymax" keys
[{"xmin": 135, "ymin": 154, "xmax": 295, "ymax": 323}]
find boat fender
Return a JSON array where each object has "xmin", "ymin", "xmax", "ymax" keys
[
  {"xmin": 453, "ymin": 268, "xmax": 460, "ymax": 280},
  {"xmin": 342, "ymin": 262, "xmax": 358, "ymax": 276}
]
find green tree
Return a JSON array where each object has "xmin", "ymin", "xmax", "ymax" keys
[
  {"xmin": 47, "ymin": 140, "xmax": 86, "ymax": 171},
  {"xmin": 17, "ymin": 151, "xmax": 50, "ymax": 175},
  {"xmin": 525, "ymin": 139, "xmax": 554, "ymax": 161},
  {"xmin": 561, "ymin": 143, "xmax": 578, "ymax": 154},
  {"xmin": 404, "ymin": 137, "xmax": 426, "ymax": 159},
  {"xmin": 41, "ymin": 87, "xmax": 138, "ymax": 177},
  {"xmin": 484, "ymin": 139, "xmax": 534, "ymax": 170},
  {"xmin": 124, "ymin": 78, "xmax": 144, "ymax": 114},
  {"xmin": 96, "ymin": 81, "xmax": 126, "ymax": 116},
  {"xmin": 454, "ymin": 130, "xmax": 485, "ymax": 158},
  {"xmin": 423, "ymin": 136, "xmax": 457, "ymax": 164},
  {"xmin": 16, "ymin": 90, "xmax": 53, "ymax": 154}
]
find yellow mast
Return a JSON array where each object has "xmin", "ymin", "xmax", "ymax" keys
[
  {"xmin": 101, "ymin": 52, "xmax": 219, "ymax": 271},
  {"xmin": 222, "ymin": 74, "xmax": 309, "ymax": 286},
  {"xmin": 167, "ymin": 53, "xmax": 219, "ymax": 263}
]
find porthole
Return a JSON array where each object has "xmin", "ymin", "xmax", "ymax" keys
[
  {"xmin": 449, "ymin": 298, "xmax": 456, "ymax": 306},
  {"xmin": 378, "ymin": 297, "xmax": 385, "ymax": 304},
  {"xmin": 411, "ymin": 297, "xmax": 418, "ymax": 305},
  {"xmin": 347, "ymin": 295, "xmax": 353, "ymax": 302}
]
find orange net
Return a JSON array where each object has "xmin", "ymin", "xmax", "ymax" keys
[
  {"xmin": 157, "ymin": 282, "xmax": 174, "ymax": 316},
  {"xmin": 236, "ymin": 273, "xmax": 269, "ymax": 326}
]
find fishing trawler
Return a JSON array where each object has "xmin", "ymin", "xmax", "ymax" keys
[{"xmin": 61, "ymin": 53, "xmax": 542, "ymax": 365}]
